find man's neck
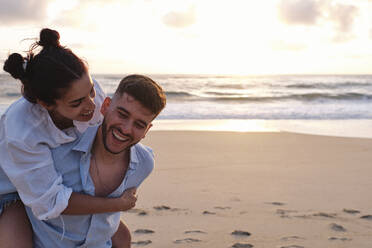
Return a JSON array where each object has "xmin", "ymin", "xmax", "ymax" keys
[{"xmin": 89, "ymin": 126, "xmax": 129, "ymax": 197}]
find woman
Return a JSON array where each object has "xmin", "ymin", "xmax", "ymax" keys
[{"xmin": 0, "ymin": 28, "xmax": 132, "ymax": 248}]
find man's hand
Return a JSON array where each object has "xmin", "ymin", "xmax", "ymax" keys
[{"xmin": 119, "ymin": 187, "xmax": 137, "ymax": 211}]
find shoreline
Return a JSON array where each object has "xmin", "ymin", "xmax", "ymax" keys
[
  {"xmin": 2, "ymin": 102, "xmax": 372, "ymax": 138},
  {"xmin": 152, "ymin": 119, "xmax": 372, "ymax": 139}
]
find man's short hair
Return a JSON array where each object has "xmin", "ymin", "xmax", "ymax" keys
[{"xmin": 115, "ymin": 74, "xmax": 166, "ymax": 116}]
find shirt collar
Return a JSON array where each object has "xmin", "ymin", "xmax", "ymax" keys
[
  {"xmin": 72, "ymin": 125, "xmax": 140, "ymax": 169},
  {"xmin": 32, "ymin": 103, "xmax": 77, "ymax": 144},
  {"xmin": 72, "ymin": 126, "xmax": 98, "ymax": 153},
  {"xmin": 129, "ymin": 145, "xmax": 139, "ymax": 169}
]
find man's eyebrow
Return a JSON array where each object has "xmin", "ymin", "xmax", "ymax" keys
[
  {"xmin": 68, "ymin": 85, "xmax": 94, "ymax": 104},
  {"xmin": 117, "ymin": 106, "xmax": 149, "ymax": 126}
]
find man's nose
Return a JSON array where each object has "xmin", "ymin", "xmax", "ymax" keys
[{"xmin": 120, "ymin": 120, "xmax": 133, "ymax": 135}]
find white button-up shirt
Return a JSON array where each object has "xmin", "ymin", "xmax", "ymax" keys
[
  {"xmin": 0, "ymin": 79, "xmax": 105, "ymax": 220},
  {"xmin": 28, "ymin": 126, "xmax": 154, "ymax": 248}
]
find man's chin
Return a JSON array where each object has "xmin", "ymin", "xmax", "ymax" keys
[{"xmin": 103, "ymin": 142, "xmax": 132, "ymax": 155}]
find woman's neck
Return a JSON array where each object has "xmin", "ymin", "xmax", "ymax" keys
[{"xmin": 49, "ymin": 109, "xmax": 73, "ymax": 130}]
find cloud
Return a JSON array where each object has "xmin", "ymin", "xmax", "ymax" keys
[
  {"xmin": 278, "ymin": 0, "xmax": 359, "ymax": 43},
  {"xmin": 51, "ymin": 1, "xmax": 100, "ymax": 31},
  {"xmin": 271, "ymin": 40, "xmax": 307, "ymax": 51},
  {"xmin": 327, "ymin": 3, "xmax": 358, "ymax": 42},
  {"xmin": 163, "ymin": 6, "xmax": 196, "ymax": 28},
  {"xmin": 328, "ymin": 3, "xmax": 358, "ymax": 33},
  {"xmin": 51, "ymin": 0, "xmax": 132, "ymax": 31},
  {"xmin": 0, "ymin": 0, "xmax": 50, "ymax": 24},
  {"xmin": 278, "ymin": 0, "xmax": 323, "ymax": 25}
]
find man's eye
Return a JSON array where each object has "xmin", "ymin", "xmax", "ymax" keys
[
  {"xmin": 135, "ymin": 123, "xmax": 145, "ymax": 129},
  {"xmin": 118, "ymin": 112, "xmax": 128, "ymax": 118}
]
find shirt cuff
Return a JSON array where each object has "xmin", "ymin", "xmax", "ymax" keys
[{"xmin": 32, "ymin": 185, "xmax": 73, "ymax": 220}]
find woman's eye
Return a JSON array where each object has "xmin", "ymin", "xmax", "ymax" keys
[{"xmin": 71, "ymin": 101, "xmax": 82, "ymax": 108}]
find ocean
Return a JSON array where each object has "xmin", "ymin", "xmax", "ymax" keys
[{"xmin": 1, "ymin": 73, "xmax": 372, "ymax": 137}]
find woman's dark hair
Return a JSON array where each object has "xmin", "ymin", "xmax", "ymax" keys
[{"xmin": 3, "ymin": 28, "xmax": 87, "ymax": 105}]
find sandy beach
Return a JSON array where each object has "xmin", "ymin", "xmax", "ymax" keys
[{"xmin": 123, "ymin": 131, "xmax": 372, "ymax": 248}]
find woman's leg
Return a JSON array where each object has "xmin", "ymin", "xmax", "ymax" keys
[
  {"xmin": 0, "ymin": 201, "xmax": 33, "ymax": 248},
  {"xmin": 112, "ymin": 220, "xmax": 131, "ymax": 248}
]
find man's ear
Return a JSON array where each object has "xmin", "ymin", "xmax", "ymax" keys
[
  {"xmin": 100, "ymin": 97, "xmax": 112, "ymax": 115},
  {"xmin": 36, "ymin": 99, "xmax": 55, "ymax": 111}
]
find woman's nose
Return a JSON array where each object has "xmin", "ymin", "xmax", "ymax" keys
[{"xmin": 86, "ymin": 96, "xmax": 96, "ymax": 111}]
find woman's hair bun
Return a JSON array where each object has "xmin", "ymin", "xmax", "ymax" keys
[
  {"xmin": 3, "ymin": 53, "xmax": 26, "ymax": 79},
  {"xmin": 38, "ymin": 28, "xmax": 60, "ymax": 47}
]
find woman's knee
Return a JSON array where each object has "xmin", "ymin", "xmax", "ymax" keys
[
  {"xmin": 112, "ymin": 221, "xmax": 131, "ymax": 248},
  {"xmin": 0, "ymin": 201, "xmax": 33, "ymax": 248}
]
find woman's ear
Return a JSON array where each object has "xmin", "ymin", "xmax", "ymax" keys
[
  {"xmin": 36, "ymin": 99, "xmax": 55, "ymax": 111},
  {"xmin": 100, "ymin": 97, "xmax": 112, "ymax": 115}
]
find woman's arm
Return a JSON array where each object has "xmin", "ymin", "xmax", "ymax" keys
[
  {"xmin": 62, "ymin": 188, "xmax": 137, "ymax": 215},
  {"xmin": 2, "ymin": 139, "xmax": 134, "ymax": 220}
]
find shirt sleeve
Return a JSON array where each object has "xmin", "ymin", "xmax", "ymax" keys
[{"xmin": 2, "ymin": 138, "xmax": 72, "ymax": 220}]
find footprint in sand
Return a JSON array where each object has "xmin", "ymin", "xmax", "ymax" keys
[
  {"xmin": 134, "ymin": 229, "xmax": 155, "ymax": 234},
  {"xmin": 131, "ymin": 240, "xmax": 152, "ymax": 246},
  {"xmin": 276, "ymin": 209, "xmax": 298, "ymax": 218},
  {"xmin": 280, "ymin": 236, "xmax": 306, "ymax": 242},
  {"xmin": 231, "ymin": 230, "xmax": 251, "ymax": 237},
  {"xmin": 293, "ymin": 214, "xmax": 312, "ymax": 219},
  {"xmin": 343, "ymin": 208, "xmax": 360, "ymax": 214},
  {"xmin": 313, "ymin": 212, "xmax": 337, "ymax": 218},
  {"xmin": 173, "ymin": 238, "xmax": 202, "ymax": 244},
  {"xmin": 184, "ymin": 230, "xmax": 207, "ymax": 234},
  {"xmin": 360, "ymin": 215, "xmax": 372, "ymax": 220},
  {"xmin": 203, "ymin": 210, "xmax": 216, "ymax": 215},
  {"xmin": 127, "ymin": 208, "xmax": 148, "ymax": 215},
  {"xmin": 153, "ymin": 205, "xmax": 188, "ymax": 213},
  {"xmin": 153, "ymin": 205, "xmax": 171, "ymax": 210},
  {"xmin": 294, "ymin": 212, "xmax": 337, "ymax": 219},
  {"xmin": 231, "ymin": 243, "xmax": 254, "ymax": 248},
  {"xmin": 330, "ymin": 223, "xmax": 347, "ymax": 232},
  {"xmin": 280, "ymin": 246, "xmax": 304, "ymax": 248},
  {"xmin": 329, "ymin": 237, "xmax": 352, "ymax": 241},
  {"xmin": 214, "ymin": 206, "xmax": 232, "ymax": 210},
  {"xmin": 265, "ymin": 202, "xmax": 286, "ymax": 206}
]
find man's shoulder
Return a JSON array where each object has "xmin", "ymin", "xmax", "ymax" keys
[
  {"xmin": 132, "ymin": 143, "xmax": 155, "ymax": 171},
  {"xmin": 133, "ymin": 143, "xmax": 154, "ymax": 158}
]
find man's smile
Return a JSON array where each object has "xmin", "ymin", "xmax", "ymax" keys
[{"xmin": 112, "ymin": 129, "xmax": 130, "ymax": 142}]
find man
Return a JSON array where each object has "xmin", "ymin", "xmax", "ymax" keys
[{"xmin": 25, "ymin": 74, "xmax": 166, "ymax": 247}]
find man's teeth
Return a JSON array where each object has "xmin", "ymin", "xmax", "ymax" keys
[
  {"xmin": 112, "ymin": 130, "xmax": 128, "ymax": 142},
  {"xmin": 82, "ymin": 110, "xmax": 93, "ymax": 116}
]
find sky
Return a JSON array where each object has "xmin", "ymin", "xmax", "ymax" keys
[{"xmin": 1, "ymin": 0, "xmax": 372, "ymax": 75}]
